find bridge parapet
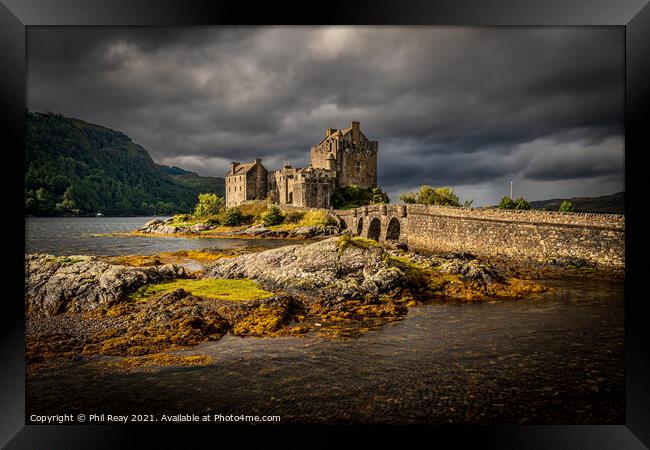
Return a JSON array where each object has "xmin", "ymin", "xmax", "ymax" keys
[{"xmin": 332, "ymin": 203, "xmax": 624, "ymax": 268}]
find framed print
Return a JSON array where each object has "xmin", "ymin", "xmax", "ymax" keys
[{"xmin": 2, "ymin": 0, "xmax": 649, "ymax": 447}]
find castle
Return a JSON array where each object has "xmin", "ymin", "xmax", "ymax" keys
[{"xmin": 225, "ymin": 121, "xmax": 378, "ymax": 208}]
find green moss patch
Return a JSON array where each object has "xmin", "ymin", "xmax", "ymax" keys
[
  {"xmin": 130, "ymin": 278, "xmax": 274, "ymax": 302},
  {"xmin": 337, "ymin": 234, "xmax": 381, "ymax": 253},
  {"xmin": 46, "ymin": 255, "xmax": 84, "ymax": 266}
]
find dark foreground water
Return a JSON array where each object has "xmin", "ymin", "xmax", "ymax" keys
[{"xmin": 25, "ymin": 218, "xmax": 625, "ymax": 424}]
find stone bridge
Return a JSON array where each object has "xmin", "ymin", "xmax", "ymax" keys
[
  {"xmin": 333, "ymin": 204, "xmax": 625, "ymax": 269},
  {"xmin": 335, "ymin": 204, "xmax": 408, "ymax": 244}
]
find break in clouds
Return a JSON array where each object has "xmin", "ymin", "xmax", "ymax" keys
[{"xmin": 27, "ymin": 26, "xmax": 624, "ymax": 205}]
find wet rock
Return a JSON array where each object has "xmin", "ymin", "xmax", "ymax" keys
[
  {"xmin": 25, "ymin": 254, "xmax": 184, "ymax": 316},
  {"xmin": 242, "ymin": 224, "xmax": 271, "ymax": 235},
  {"xmin": 260, "ymin": 229, "xmax": 289, "ymax": 238},
  {"xmin": 287, "ymin": 225, "xmax": 340, "ymax": 238},
  {"xmin": 189, "ymin": 223, "xmax": 213, "ymax": 232},
  {"xmin": 138, "ymin": 222, "xmax": 186, "ymax": 234},
  {"xmin": 438, "ymin": 258, "xmax": 504, "ymax": 286},
  {"xmin": 204, "ymin": 236, "xmax": 404, "ymax": 298},
  {"xmin": 141, "ymin": 218, "xmax": 164, "ymax": 228}
]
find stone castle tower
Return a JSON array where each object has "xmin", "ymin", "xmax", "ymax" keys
[
  {"xmin": 310, "ymin": 121, "xmax": 378, "ymax": 189},
  {"xmin": 225, "ymin": 121, "xmax": 378, "ymax": 208}
]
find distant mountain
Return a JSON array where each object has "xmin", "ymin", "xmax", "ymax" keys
[
  {"xmin": 157, "ymin": 164, "xmax": 225, "ymax": 195},
  {"xmin": 529, "ymin": 191, "xmax": 624, "ymax": 214},
  {"xmin": 25, "ymin": 111, "xmax": 224, "ymax": 216}
]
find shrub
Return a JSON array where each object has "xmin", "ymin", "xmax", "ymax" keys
[
  {"xmin": 331, "ymin": 185, "xmax": 389, "ymax": 209},
  {"xmin": 513, "ymin": 198, "xmax": 531, "ymax": 210},
  {"xmin": 399, "ymin": 192, "xmax": 418, "ymax": 204},
  {"xmin": 204, "ymin": 214, "xmax": 221, "ymax": 225},
  {"xmin": 172, "ymin": 214, "xmax": 192, "ymax": 222},
  {"xmin": 499, "ymin": 196, "xmax": 516, "ymax": 209},
  {"xmin": 261, "ymin": 204, "xmax": 285, "ymax": 226},
  {"xmin": 417, "ymin": 186, "xmax": 460, "ymax": 206},
  {"xmin": 284, "ymin": 210, "xmax": 305, "ymax": 224},
  {"xmin": 499, "ymin": 196, "xmax": 530, "ymax": 210},
  {"xmin": 559, "ymin": 201, "xmax": 574, "ymax": 212},
  {"xmin": 221, "ymin": 207, "xmax": 246, "ymax": 226},
  {"xmin": 299, "ymin": 210, "xmax": 338, "ymax": 227},
  {"xmin": 238, "ymin": 200, "xmax": 268, "ymax": 221},
  {"xmin": 193, "ymin": 193, "xmax": 223, "ymax": 217},
  {"xmin": 369, "ymin": 187, "xmax": 390, "ymax": 204}
]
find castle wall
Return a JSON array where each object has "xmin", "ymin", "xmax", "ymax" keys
[
  {"xmin": 335, "ymin": 205, "xmax": 625, "ymax": 269},
  {"xmin": 292, "ymin": 169, "xmax": 336, "ymax": 208},
  {"xmin": 245, "ymin": 164, "xmax": 268, "ymax": 201},
  {"xmin": 225, "ymin": 160, "xmax": 267, "ymax": 207},
  {"xmin": 337, "ymin": 146, "xmax": 377, "ymax": 189},
  {"xmin": 225, "ymin": 174, "xmax": 246, "ymax": 207},
  {"xmin": 269, "ymin": 167, "xmax": 298, "ymax": 205}
]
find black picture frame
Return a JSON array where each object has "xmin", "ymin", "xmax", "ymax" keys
[{"xmin": 2, "ymin": 0, "xmax": 649, "ymax": 447}]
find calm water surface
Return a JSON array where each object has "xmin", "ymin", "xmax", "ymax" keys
[
  {"xmin": 25, "ymin": 218, "xmax": 625, "ymax": 424},
  {"xmin": 25, "ymin": 216, "xmax": 297, "ymax": 255}
]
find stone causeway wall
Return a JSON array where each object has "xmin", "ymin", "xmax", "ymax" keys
[{"xmin": 335, "ymin": 204, "xmax": 625, "ymax": 269}]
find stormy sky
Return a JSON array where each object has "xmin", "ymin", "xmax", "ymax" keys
[{"xmin": 27, "ymin": 26, "xmax": 624, "ymax": 205}]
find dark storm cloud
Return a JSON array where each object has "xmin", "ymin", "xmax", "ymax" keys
[{"xmin": 27, "ymin": 26, "xmax": 624, "ymax": 205}]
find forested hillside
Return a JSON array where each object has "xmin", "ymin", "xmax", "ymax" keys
[
  {"xmin": 529, "ymin": 192, "xmax": 624, "ymax": 214},
  {"xmin": 25, "ymin": 111, "xmax": 224, "ymax": 216}
]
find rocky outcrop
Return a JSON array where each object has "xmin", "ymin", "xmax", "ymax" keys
[
  {"xmin": 204, "ymin": 236, "xmax": 404, "ymax": 299},
  {"xmin": 224, "ymin": 224, "xmax": 341, "ymax": 239},
  {"xmin": 286, "ymin": 225, "xmax": 340, "ymax": 238},
  {"xmin": 25, "ymin": 254, "xmax": 185, "ymax": 316},
  {"xmin": 438, "ymin": 258, "xmax": 505, "ymax": 286},
  {"xmin": 137, "ymin": 218, "xmax": 208, "ymax": 234},
  {"xmin": 136, "ymin": 218, "xmax": 341, "ymax": 238}
]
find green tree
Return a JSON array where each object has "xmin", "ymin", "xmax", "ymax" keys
[
  {"xmin": 514, "ymin": 198, "xmax": 531, "ymax": 210},
  {"xmin": 559, "ymin": 201, "xmax": 574, "ymax": 212},
  {"xmin": 499, "ymin": 196, "xmax": 530, "ymax": 210},
  {"xmin": 399, "ymin": 192, "xmax": 417, "ymax": 204},
  {"xmin": 261, "ymin": 204, "xmax": 284, "ymax": 226},
  {"xmin": 369, "ymin": 187, "xmax": 389, "ymax": 204},
  {"xmin": 499, "ymin": 196, "xmax": 516, "ymax": 209},
  {"xmin": 331, "ymin": 185, "xmax": 390, "ymax": 209},
  {"xmin": 463, "ymin": 198, "xmax": 475, "ymax": 208},
  {"xmin": 193, "ymin": 193, "xmax": 223, "ymax": 217},
  {"xmin": 417, "ymin": 186, "xmax": 460, "ymax": 206}
]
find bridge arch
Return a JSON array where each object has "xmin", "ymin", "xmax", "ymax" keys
[
  {"xmin": 356, "ymin": 217, "xmax": 364, "ymax": 235},
  {"xmin": 367, "ymin": 218, "xmax": 381, "ymax": 241},
  {"xmin": 386, "ymin": 217, "xmax": 401, "ymax": 241}
]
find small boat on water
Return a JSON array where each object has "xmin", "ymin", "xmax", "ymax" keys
[{"xmin": 96, "ymin": 212, "xmax": 103, "ymax": 217}]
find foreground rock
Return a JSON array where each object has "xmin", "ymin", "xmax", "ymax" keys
[
  {"xmin": 25, "ymin": 254, "xmax": 185, "ymax": 316},
  {"xmin": 25, "ymin": 239, "xmax": 548, "ymax": 372},
  {"xmin": 204, "ymin": 236, "xmax": 404, "ymax": 300}
]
